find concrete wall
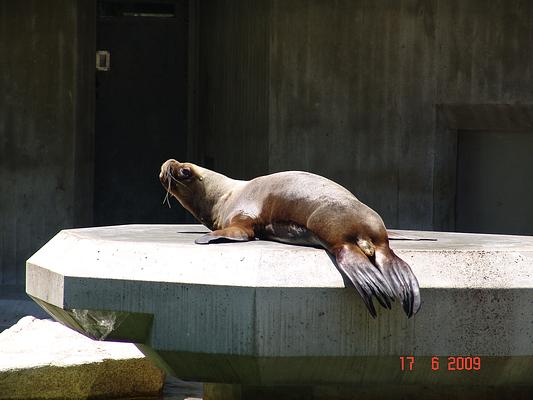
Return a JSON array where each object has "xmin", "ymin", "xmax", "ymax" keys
[
  {"xmin": 196, "ymin": 0, "xmax": 270, "ymax": 178},
  {"xmin": 0, "ymin": 0, "xmax": 94, "ymax": 290},
  {"xmin": 269, "ymin": 0, "xmax": 436, "ymax": 229},
  {"xmin": 197, "ymin": 0, "xmax": 533, "ymax": 230}
]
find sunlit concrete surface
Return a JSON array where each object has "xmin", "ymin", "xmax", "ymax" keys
[{"xmin": 26, "ymin": 225, "xmax": 533, "ymax": 399}]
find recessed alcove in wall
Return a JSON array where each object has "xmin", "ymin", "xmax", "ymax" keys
[
  {"xmin": 434, "ymin": 104, "xmax": 533, "ymax": 234},
  {"xmin": 456, "ymin": 129, "xmax": 533, "ymax": 235}
]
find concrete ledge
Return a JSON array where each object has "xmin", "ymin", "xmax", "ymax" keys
[
  {"xmin": 25, "ymin": 225, "xmax": 533, "ymax": 393},
  {"xmin": 0, "ymin": 316, "xmax": 164, "ymax": 400}
]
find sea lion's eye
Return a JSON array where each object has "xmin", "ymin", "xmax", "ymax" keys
[{"xmin": 180, "ymin": 167, "xmax": 192, "ymax": 179}]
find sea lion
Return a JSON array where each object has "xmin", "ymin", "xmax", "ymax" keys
[{"xmin": 159, "ymin": 159, "xmax": 421, "ymax": 318}]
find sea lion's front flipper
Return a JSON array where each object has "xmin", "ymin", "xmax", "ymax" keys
[
  {"xmin": 332, "ymin": 244, "xmax": 395, "ymax": 318},
  {"xmin": 195, "ymin": 225, "xmax": 254, "ymax": 244}
]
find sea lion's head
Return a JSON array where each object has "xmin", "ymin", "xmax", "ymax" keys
[
  {"xmin": 159, "ymin": 159, "xmax": 204, "ymax": 200},
  {"xmin": 159, "ymin": 159, "xmax": 236, "ymax": 229}
]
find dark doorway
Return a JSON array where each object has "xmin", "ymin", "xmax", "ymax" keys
[
  {"xmin": 95, "ymin": 0, "xmax": 190, "ymax": 225},
  {"xmin": 455, "ymin": 130, "xmax": 533, "ymax": 235}
]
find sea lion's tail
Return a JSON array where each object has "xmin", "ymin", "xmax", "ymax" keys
[{"xmin": 333, "ymin": 244, "xmax": 421, "ymax": 318}]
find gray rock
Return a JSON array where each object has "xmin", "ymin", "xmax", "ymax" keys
[{"xmin": 0, "ymin": 316, "xmax": 165, "ymax": 399}]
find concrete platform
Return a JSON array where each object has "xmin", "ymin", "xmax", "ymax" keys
[{"xmin": 26, "ymin": 225, "xmax": 533, "ymax": 399}]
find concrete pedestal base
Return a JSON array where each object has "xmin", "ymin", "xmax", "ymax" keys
[{"xmin": 26, "ymin": 225, "xmax": 533, "ymax": 398}]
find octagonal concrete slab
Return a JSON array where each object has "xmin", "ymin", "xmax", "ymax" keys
[{"xmin": 26, "ymin": 225, "xmax": 533, "ymax": 393}]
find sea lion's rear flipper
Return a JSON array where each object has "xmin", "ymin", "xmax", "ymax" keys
[
  {"xmin": 195, "ymin": 225, "xmax": 254, "ymax": 244},
  {"xmin": 332, "ymin": 245, "xmax": 396, "ymax": 318},
  {"xmin": 375, "ymin": 248, "xmax": 421, "ymax": 318},
  {"xmin": 333, "ymin": 244, "xmax": 421, "ymax": 318}
]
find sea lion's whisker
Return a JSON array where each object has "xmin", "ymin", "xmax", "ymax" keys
[
  {"xmin": 168, "ymin": 173, "xmax": 185, "ymax": 187},
  {"xmin": 163, "ymin": 171, "xmax": 173, "ymax": 208},
  {"xmin": 163, "ymin": 188, "xmax": 172, "ymax": 208},
  {"xmin": 167, "ymin": 170, "xmax": 192, "ymax": 193}
]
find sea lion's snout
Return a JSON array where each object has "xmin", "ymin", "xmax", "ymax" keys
[{"xmin": 160, "ymin": 159, "xmax": 177, "ymax": 179}]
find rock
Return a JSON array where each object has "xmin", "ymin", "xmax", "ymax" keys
[{"xmin": 0, "ymin": 316, "xmax": 165, "ymax": 400}]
